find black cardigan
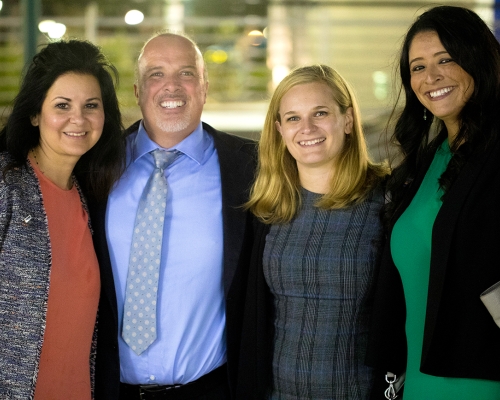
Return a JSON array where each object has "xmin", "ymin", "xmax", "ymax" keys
[
  {"xmin": 237, "ymin": 219, "xmax": 273, "ymax": 399},
  {"xmin": 366, "ymin": 137, "xmax": 500, "ymax": 390}
]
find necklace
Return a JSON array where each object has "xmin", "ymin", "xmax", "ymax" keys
[
  {"xmin": 31, "ymin": 149, "xmax": 44, "ymax": 174},
  {"xmin": 31, "ymin": 148, "xmax": 74, "ymax": 190}
]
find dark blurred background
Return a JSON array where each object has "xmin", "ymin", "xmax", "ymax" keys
[{"xmin": 1, "ymin": 0, "xmax": 499, "ymax": 162}]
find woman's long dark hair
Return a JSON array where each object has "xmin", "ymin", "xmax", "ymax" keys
[
  {"xmin": 0, "ymin": 39, "xmax": 125, "ymax": 201},
  {"xmin": 385, "ymin": 6, "xmax": 500, "ymax": 222}
]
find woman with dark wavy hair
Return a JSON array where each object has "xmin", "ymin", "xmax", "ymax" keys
[
  {"xmin": 0, "ymin": 39, "xmax": 124, "ymax": 399},
  {"xmin": 366, "ymin": 6, "xmax": 500, "ymax": 399}
]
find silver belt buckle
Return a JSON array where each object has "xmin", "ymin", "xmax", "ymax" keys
[
  {"xmin": 165, "ymin": 384, "xmax": 183, "ymax": 390},
  {"xmin": 138, "ymin": 383, "xmax": 183, "ymax": 399},
  {"xmin": 138, "ymin": 384, "xmax": 158, "ymax": 400}
]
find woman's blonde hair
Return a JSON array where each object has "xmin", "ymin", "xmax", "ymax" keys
[{"xmin": 246, "ymin": 64, "xmax": 389, "ymax": 224}]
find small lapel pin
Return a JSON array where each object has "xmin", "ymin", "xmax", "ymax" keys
[{"xmin": 22, "ymin": 215, "xmax": 32, "ymax": 225}]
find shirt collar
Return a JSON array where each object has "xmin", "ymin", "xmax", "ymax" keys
[{"xmin": 131, "ymin": 121, "xmax": 209, "ymax": 165}]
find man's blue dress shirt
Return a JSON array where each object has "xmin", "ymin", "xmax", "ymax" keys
[{"xmin": 106, "ymin": 122, "xmax": 226, "ymax": 385}]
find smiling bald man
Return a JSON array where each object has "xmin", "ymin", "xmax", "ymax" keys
[{"xmin": 90, "ymin": 32, "xmax": 256, "ymax": 400}]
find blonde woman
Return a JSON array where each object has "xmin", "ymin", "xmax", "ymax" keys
[{"xmin": 238, "ymin": 65, "xmax": 389, "ymax": 399}]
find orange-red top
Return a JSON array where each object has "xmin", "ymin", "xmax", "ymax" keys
[{"xmin": 30, "ymin": 158, "xmax": 100, "ymax": 400}]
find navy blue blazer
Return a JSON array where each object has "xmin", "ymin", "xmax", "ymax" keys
[{"xmin": 90, "ymin": 122, "xmax": 256, "ymax": 400}]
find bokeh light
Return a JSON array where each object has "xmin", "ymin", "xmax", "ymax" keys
[
  {"xmin": 125, "ymin": 10, "xmax": 144, "ymax": 25},
  {"xmin": 248, "ymin": 30, "xmax": 265, "ymax": 47},
  {"xmin": 272, "ymin": 65, "xmax": 290, "ymax": 88},
  {"xmin": 204, "ymin": 49, "xmax": 229, "ymax": 64},
  {"xmin": 38, "ymin": 20, "xmax": 56, "ymax": 33},
  {"xmin": 38, "ymin": 20, "xmax": 67, "ymax": 39}
]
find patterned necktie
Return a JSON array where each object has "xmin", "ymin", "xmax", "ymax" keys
[{"xmin": 122, "ymin": 149, "xmax": 180, "ymax": 355}]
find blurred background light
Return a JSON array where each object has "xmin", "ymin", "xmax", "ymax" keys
[
  {"xmin": 248, "ymin": 30, "xmax": 263, "ymax": 36},
  {"xmin": 372, "ymin": 71, "xmax": 388, "ymax": 85},
  {"xmin": 38, "ymin": 19, "xmax": 56, "ymax": 33},
  {"xmin": 124, "ymin": 9, "xmax": 144, "ymax": 25},
  {"xmin": 205, "ymin": 49, "xmax": 229, "ymax": 64},
  {"xmin": 48, "ymin": 23, "xmax": 67, "ymax": 39},
  {"xmin": 272, "ymin": 65, "xmax": 290, "ymax": 87},
  {"xmin": 38, "ymin": 20, "xmax": 66, "ymax": 39},
  {"xmin": 248, "ymin": 30, "xmax": 265, "ymax": 47},
  {"xmin": 372, "ymin": 71, "xmax": 389, "ymax": 100},
  {"xmin": 1, "ymin": 0, "xmax": 493, "ymax": 151}
]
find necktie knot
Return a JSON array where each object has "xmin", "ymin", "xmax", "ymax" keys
[{"xmin": 152, "ymin": 149, "xmax": 180, "ymax": 172}]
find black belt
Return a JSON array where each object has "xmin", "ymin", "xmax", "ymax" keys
[{"xmin": 119, "ymin": 364, "xmax": 227, "ymax": 400}]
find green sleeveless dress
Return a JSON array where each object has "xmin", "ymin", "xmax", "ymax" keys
[{"xmin": 390, "ymin": 139, "xmax": 500, "ymax": 399}]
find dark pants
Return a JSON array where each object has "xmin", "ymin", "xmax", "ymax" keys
[{"xmin": 118, "ymin": 365, "xmax": 229, "ymax": 400}]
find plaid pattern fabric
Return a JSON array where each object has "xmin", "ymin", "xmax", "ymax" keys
[{"xmin": 263, "ymin": 187, "xmax": 383, "ymax": 400}]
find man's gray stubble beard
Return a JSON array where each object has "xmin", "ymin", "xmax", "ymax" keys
[{"xmin": 155, "ymin": 110, "xmax": 192, "ymax": 135}]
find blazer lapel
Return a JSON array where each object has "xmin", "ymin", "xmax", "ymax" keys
[
  {"xmin": 207, "ymin": 125, "xmax": 255, "ymax": 297},
  {"xmin": 117, "ymin": 120, "xmax": 255, "ymax": 299}
]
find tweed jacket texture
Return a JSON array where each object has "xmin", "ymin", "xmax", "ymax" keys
[
  {"xmin": 366, "ymin": 136, "xmax": 500, "ymax": 396},
  {"xmin": 0, "ymin": 152, "xmax": 96, "ymax": 399},
  {"xmin": 91, "ymin": 122, "xmax": 257, "ymax": 400}
]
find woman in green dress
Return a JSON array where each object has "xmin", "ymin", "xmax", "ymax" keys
[{"xmin": 366, "ymin": 6, "xmax": 500, "ymax": 400}]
